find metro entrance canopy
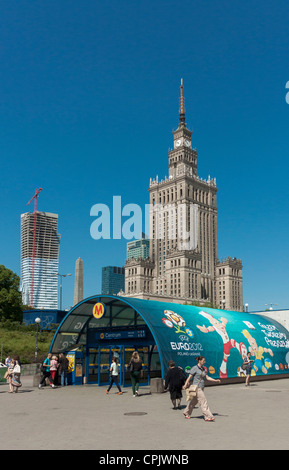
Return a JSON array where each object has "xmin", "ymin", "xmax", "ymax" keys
[{"xmin": 50, "ymin": 295, "xmax": 289, "ymax": 384}]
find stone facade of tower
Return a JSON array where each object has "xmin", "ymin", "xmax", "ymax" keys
[{"xmin": 125, "ymin": 81, "xmax": 243, "ymax": 311}]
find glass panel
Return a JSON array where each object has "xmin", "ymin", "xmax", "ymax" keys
[
  {"xmin": 88, "ymin": 311, "xmax": 111, "ymax": 329},
  {"xmin": 51, "ymin": 330, "xmax": 87, "ymax": 354},
  {"xmin": 51, "ymin": 333, "xmax": 80, "ymax": 353},
  {"xmin": 88, "ymin": 348, "xmax": 98, "ymax": 383},
  {"xmin": 150, "ymin": 346, "xmax": 162, "ymax": 378},
  {"xmin": 111, "ymin": 305, "xmax": 136, "ymax": 327},
  {"xmin": 59, "ymin": 300, "xmax": 103, "ymax": 332},
  {"xmin": 99, "ymin": 348, "xmax": 110, "ymax": 384},
  {"xmin": 59, "ymin": 312, "xmax": 89, "ymax": 333},
  {"xmin": 136, "ymin": 313, "xmax": 146, "ymax": 325}
]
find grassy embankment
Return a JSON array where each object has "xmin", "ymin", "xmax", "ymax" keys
[{"xmin": 0, "ymin": 321, "xmax": 55, "ymax": 364}]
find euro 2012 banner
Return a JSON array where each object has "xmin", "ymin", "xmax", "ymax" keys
[{"xmin": 157, "ymin": 307, "xmax": 289, "ymax": 379}]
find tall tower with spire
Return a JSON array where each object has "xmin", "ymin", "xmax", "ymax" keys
[
  {"xmin": 124, "ymin": 80, "xmax": 243, "ymax": 311},
  {"xmin": 169, "ymin": 79, "xmax": 197, "ymax": 178}
]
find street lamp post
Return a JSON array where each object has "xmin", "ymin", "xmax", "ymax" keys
[
  {"xmin": 35, "ymin": 317, "xmax": 41, "ymax": 362},
  {"xmin": 49, "ymin": 273, "xmax": 72, "ymax": 310},
  {"xmin": 58, "ymin": 273, "xmax": 72, "ymax": 310}
]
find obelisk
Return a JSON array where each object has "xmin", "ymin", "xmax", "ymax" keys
[{"xmin": 74, "ymin": 257, "xmax": 83, "ymax": 305}]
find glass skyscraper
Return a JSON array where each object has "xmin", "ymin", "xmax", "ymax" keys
[
  {"xmin": 126, "ymin": 238, "xmax": 150, "ymax": 261},
  {"xmin": 101, "ymin": 266, "xmax": 125, "ymax": 295},
  {"xmin": 21, "ymin": 211, "xmax": 60, "ymax": 309}
]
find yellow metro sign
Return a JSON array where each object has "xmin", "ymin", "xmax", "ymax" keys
[{"xmin": 92, "ymin": 302, "xmax": 106, "ymax": 320}]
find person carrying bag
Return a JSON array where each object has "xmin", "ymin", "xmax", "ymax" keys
[
  {"xmin": 185, "ymin": 376, "xmax": 202, "ymax": 402},
  {"xmin": 183, "ymin": 355, "xmax": 221, "ymax": 422},
  {"xmin": 242, "ymin": 351, "xmax": 254, "ymax": 387},
  {"xmin": 10, "ymin": 356, "xmax": 22, "ymax": 393},
  {"xmin": 128, "ymin": 351, "xmax": 143, "ymax": 397}
]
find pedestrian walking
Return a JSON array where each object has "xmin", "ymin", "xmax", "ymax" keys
[
  {"xmin": 183, "ymin": 355, "xmax": 221, "ymax": 421},
  {"xmin": 5, "ymin": 355, "xmax": 12, "ymax": 367},
  {"xmin": 242, "ymin": 352, "xmax": 253, "ymax": 387},
  {"xmin": 5, "ymin": 357, "xmax": 14, "ymax": 391},
  {"xmin": 128, "ymin": 351, "xmax": 143, "ymax": 397},
  {"xmin": 39, "ymin": 353, "xmax": 55, "ymax": 389},
  {"xmin": 164, "ymin": 360, "xmax": 186, "ymax": 409},
  {"xmin": 50, "ymin": 355, "xmax": 59, "ymax": 386},
  {"xmin": 8, "ymin": 356, "xmax": 22, "ymax": 393},
  {"xmin": 59, "ymin": 353, "xmax": 69, "ymax": 386},
  {"xmin": 105, "ymin": 356, "xmax": 123, "ymax": 395}
]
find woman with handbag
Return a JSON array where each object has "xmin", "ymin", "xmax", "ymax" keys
[
  {"xmin": 183, "ymin": 356, "xmax": 221, "ymax": 421},
  {"xmin": 9, "ymin": 356, "xmax": 22, "ymax": 393},
  {"xmin": 128, "ymin": 351, "xmax": 143, "ymax": 397},
  {"xmin": 242, "ymin": 352, "xmax": 253, "ymax": 387},
  {"xmin": 5, "ymin": 358, "xmax": 14, "ymax": 392}
]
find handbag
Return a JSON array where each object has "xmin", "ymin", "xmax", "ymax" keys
[
  {"xmin": 185, "ymin": 384, "xmax": 198, "ymax": 401},
  {"xmin": 11, "ymin": 375, "xmax": 22, "ymax": 388},
  {"xmin": 242, "ymin": 359, "xmax": 253, "ymax": 370},
  {"xmin": 13, "ymin": 364, "xmax": 21, "ymax": 374},
  {"xmin": 185, "ymin": 377, "xmax": 202, "ymax": 402}
]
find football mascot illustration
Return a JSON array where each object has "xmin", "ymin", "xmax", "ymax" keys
[
  {"xmin": 196, "ymin": 311, "xmax": 247, "ymax": 378},
  {"xmin": 242, "ymin": 329, "xmax": 273, "ymax": 375}
]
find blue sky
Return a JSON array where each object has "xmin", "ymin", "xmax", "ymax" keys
[{"xmin": 1, "ymin": 0, "xmax": 289, "ymax": 312}]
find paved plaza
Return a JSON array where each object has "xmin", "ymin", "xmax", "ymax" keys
[{"xmin": 0, "ymin": 376, "xmax": 289, "ymax": 451}]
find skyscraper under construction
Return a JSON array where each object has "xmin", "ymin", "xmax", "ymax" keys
[{"xmin": 20, "ymin": 211, "xmax": 60, "ymax": 309}]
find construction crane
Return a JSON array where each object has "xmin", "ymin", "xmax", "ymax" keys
[{"xmin": 27, "ymin": 188, "xmax": 43, "ymax": 308}]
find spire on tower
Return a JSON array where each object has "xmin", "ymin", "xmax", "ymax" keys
[{"xmin": 179, "ymin": 78, "xmax": 186, "ymax": 126}]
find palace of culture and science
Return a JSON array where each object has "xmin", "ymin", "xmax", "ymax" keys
[{"xmin": 124, "ymin": 80, "xmax": 243, "ymax": 311}]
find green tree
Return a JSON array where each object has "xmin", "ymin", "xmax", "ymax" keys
[{"xmin": 0, "ymin": 265, "xmax": 24, "ymax": 321}]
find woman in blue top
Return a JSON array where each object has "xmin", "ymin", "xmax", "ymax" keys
[{"xmin": 183, "ymin": 356, "xmax": 221, "ymax": 421}]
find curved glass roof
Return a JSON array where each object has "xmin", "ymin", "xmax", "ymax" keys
[
  {"xmin": 50, "ymin": 295, "xmax": 289, "ymax": 379},
  {"xmin": 50, "ymin": 296, "xmax": 146, "ymax": 355}
]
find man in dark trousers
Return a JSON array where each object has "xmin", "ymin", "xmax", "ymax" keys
[{"xmin": 59, "ymin": 353, "xmax": 70, "ymax": 386}]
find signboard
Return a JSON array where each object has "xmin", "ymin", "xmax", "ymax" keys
[
  {"xmin": 95, "ymin": 329, "xmax": 146, "ymax": 341},
  {"xmin": 92, "ymin": 302, "xmax": 106, "ymax": 320},
  {"xmin": 75, "ymin": 363, "xmax": 83, "ymax": 377}
]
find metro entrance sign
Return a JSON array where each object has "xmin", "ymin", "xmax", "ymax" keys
[
  {"xmin": 92, "ymin": 302, "xmax": 106, "ymax": 319},
  {"xmin": 95, "ymin": 329, "xmax": 146, "ymax": 341}
]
